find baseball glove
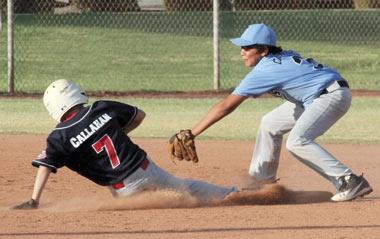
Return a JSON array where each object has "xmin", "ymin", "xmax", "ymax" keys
[
  {"xmin": 13, "ymin": 199, "xmax": 39, "ymax": 210},
  {"xmin": 168, "ymin": 129, "xmax": 199, "ymax": 163}
]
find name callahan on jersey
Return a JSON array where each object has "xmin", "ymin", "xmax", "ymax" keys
[{"xmin": 70, "ymin": 113, "xmax": 112, "ymax": 148}]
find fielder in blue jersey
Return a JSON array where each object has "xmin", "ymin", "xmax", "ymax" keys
[{"xmin": 188, "ymin": 23, "xmax": 372, "ymax": 202}]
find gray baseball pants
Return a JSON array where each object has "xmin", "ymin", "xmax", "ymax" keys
[
  {"xmin": 249, "ymin": 86, "xmax": 352, "ymax": 189},
  {"xmin": 109, "ymin": 156, "xmax": 235, "ymax": 201}
]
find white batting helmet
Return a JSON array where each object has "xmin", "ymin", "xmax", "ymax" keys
[{"xmin": 43, "ymin": 79, "xmax": 89, "ymax": 122}]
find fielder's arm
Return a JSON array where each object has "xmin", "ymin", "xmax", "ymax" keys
[
  {"xmin": 123, "ymin": 109, "xmax": 146, "ymax": 134},
  {"xmin": 191, "ymin": 94, "xmax": 247, "ymax": 136},
  {"xmin": 13, "ymin": 166, "xmax": 51, "ymax": 210}
]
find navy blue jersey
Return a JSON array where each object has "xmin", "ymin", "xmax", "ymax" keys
[{"xmin": 32, "ymin": 100, "xmax": 147, "ymax": 186}]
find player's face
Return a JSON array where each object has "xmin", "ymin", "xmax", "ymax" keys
[{"xmin": 240, "ymin": 46, "xmax": 266, "ymax": 67}]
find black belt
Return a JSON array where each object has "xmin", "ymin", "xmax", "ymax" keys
[{"xmin": 320, "ymin": 80, "xmax": 349, "ymax": 95}]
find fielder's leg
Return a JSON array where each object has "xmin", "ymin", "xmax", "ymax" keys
[
  {"xmin": 249, "ymin": 101, "xmax": 303, "ymax": 182},
  {"xmin": 285, "ymin": 87, "xmax": 353, "ymax": 189}
]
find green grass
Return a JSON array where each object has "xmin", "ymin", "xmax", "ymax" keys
[
  {"xmin": 1, "ymin": 27, "xmax": 217, "ymax": 92},
  {"xmin": 0, "ymin": 10, "xmax": 380, "ymax": 93},
  {"xmin": 1, "ymin": 97, "xmax": 379, "ymax": 144}
]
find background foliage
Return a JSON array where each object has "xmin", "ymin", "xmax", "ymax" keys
[{"xmin": 1, "ymin": 97, "xmax": 379, "ymax": 143}]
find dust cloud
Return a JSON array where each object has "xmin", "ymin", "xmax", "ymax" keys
[{"xmin": 43, "ymin": 184, "xmax": 332, "ymax": 212}]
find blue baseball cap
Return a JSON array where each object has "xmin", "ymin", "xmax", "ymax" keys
[{"xmin": 230, "ymin": 23, "xmax": 277, "ymax": 47}]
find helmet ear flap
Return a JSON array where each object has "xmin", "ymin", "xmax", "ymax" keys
[{"xmin": 43, "ymin": 79, "xmax": 89, "ymax": 122}]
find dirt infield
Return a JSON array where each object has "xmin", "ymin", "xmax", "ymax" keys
[{"xmin": 0, "ymin": 135, "xmax": 379, "ymax": 239}]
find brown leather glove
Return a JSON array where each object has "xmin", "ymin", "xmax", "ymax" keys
[{"xmin": 168, "ymin": 129, "xmax": 198, "ymax": 163}]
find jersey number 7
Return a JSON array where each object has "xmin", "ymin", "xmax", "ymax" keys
[{"xmin": 92, "ymin": 134, "xmax": 121, "ymax": 169}]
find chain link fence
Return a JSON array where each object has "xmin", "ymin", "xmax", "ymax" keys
[{"xmin": 1, "ymin": 0, "xmax": 379, "ymax": 93}]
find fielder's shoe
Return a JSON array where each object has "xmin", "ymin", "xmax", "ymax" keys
[{"xmin": 331, "ymin": 174, "xmax": 373, "ymax": 202}]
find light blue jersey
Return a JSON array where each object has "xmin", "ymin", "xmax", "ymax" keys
[{"xmin": 232, "ymin": 51, "xmax": 342, "ymax": 107}]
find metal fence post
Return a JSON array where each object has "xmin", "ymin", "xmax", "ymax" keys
[
  {"xmin": 0, "ymin": 7, "xmax": 2, "ymax": 32},
  {"xmin": 213, "ymin": 0, "xmax": 220, "ymax": 90},
  {"xmin": 7, "ymin": 0, "xmax": 14, "ymax": 95}
]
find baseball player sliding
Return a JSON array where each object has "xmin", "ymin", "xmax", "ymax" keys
[
  {"xmin": 14, "ymin": 79, "xmax": 237, "ymax": 209},
  {"xmin": 170, "ymin": 23, "xmax": 372, "ymax": 202}
]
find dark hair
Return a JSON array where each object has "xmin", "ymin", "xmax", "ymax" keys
[
  {"xmin": 267, "ymin": 46, "xmax": 283, "ymax": 55},
  {"xmin": 242, "ymin": 44, "xmax": 283, "ymax": 55}
]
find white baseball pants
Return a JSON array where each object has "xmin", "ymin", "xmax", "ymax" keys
[
  {"xmin": 249, "ymin": 87, "xmax": 353, "ymax": 189},
  {"xmin": 109, "ymin": 156, "xmax": 235, "ymax": 201}
]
